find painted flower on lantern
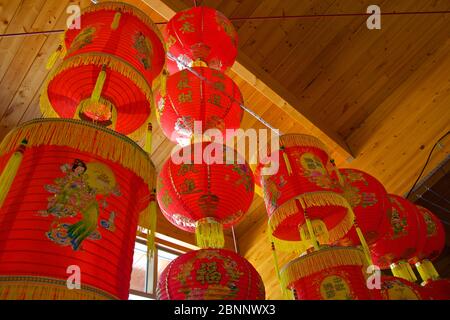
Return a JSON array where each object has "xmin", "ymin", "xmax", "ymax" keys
[
  {"xmin": 389, "ymin": 207, "xmax": 408, "ymax": 239},
  {"xmin": 41, "ymin": 160, "xmax": 121, "ymax": 250},
  {"xmin": 67, "ymin": 26, "xmax": 96, "ymax": 55},
  {"xmin": 423, "ymin": 211, "xmax": 437, "ymax": 237}
]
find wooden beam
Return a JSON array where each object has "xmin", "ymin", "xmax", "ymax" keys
[{"xmin": 141, "ymin": 0, "xmax": 354, "ymax": 159}]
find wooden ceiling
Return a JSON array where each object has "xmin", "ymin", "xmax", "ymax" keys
[{"xmin": 0, "ymin": 0, "xmax": 449, "ymax": 300}]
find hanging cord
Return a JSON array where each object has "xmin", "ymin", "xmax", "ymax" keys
[
  {"xmin": 406, "ymin": 131, "xmax": 449, "ymax": 199},
  {"xmin": 231, "ymin": 226, "xmax": 238, "ymax": 253},
  {"xmin": 166, "ymin": 52, "xmax": 282, "ymax": 135}
]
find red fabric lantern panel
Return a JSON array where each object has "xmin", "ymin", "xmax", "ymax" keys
[
  {"xmin": 421, "ymin": 279, "xmax": 450, "ymax": 300},
  {"xmin": 413, "ymin": 205, "xmax": 445, "ymax": 262},
  {"xmin": 369, "ymin": 194, "xmax": 427, "ymax": 269},
  {"xmin": 335, "ymin": 168, "xmax": 390, "ymax": 246},
  {"xmin": 370, "ymin": 276, "xmax": 424, "ymax": 300},
  {"xmin": 157, "ymin": 249, "xmax": 265, "ymax": 300},
  {"xmin": 280, "ymin": 247, "xmax": 371, "ymax": 300},
  {"xmin": 255, "ymin": 134, "xmax": 353, "ymax": 246},
  {"xmin": 0, "ymin": 119, "xmax": 154, "ymax": 300},
  {"xmin": 164, "ymin": 6, "xmax": 238, "ymax": 74},
  {"xmin": 64, "ymin": 2, "xmax": 165, "ymax": 84},
  {"xmin": 158, "ymin": 67, "xmax": 243, "ymax": 145},
  {"xmin": 157, "ymin": 142, "xmax": 254, "ymax": 232}
]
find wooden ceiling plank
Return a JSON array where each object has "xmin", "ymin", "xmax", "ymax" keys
[{"xmin": 0, "ymin": 0, "xmax": 22, "ymax": 35}]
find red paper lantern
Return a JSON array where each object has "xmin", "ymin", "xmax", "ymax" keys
[
  {"xmin": 157, "ymin": 249, "xmax": 265, "ymax": 300},
  {"xmin": 421, "ymin": 279, "xmax": 450, "ymax": 300},
  {"xmin": 156, "ymin": 142, "xmax": 254, "ymax": 248},
  {"xmin": 255, "ymin": 134, "xmax": 353, "ymax": 250},
  {"xmin": 413, "ymin": 205, "xmax": 445, "ymax": 262},
  {"xmin": 164, "ymin": 6, "xmax": 238, "ymax": 74},
  {"xmin": 157, "ymin": 67, "xmax": 243, "ymax": 145},
  {"xmin": 42, "ymin": 2, "xmax": 165, "ymax": 143},
  {"xmin": 335, "ymin": 168, "xmax": 390, "ymax": 246},
  {"xmin": 0, "ymin": 119, "xmax": 155, "ymax": 300},
  {"xmin": 280, "ymin": 247, "xmax": 371, "ymax": 300},
  {"xmin": 370, "ymin": 276, "xmax": 424, "ymax": 300},
  {"xmin": 369, "ymin": 194, "xmax": 427, "ymax": 269}
]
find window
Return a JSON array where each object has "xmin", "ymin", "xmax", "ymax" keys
[{"xmin": 128, "ymin": 237, "xmax": 184, "ymax": 300}]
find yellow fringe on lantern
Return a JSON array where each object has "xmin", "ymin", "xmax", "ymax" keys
[
  {"xmin": 81, "ymin": 1, "xmax": 164, "ymax": 43},
  {"xmin": 391, "ymin": 261, "xmax": 417, "ymax": 282},
  {"xmin": 355, "ymin": 225, "xmax": 373, "ymax": 265},
  {"xmin": 0, "ymin": 276, "xmax": 117, "ymax": 300},
  {"xmin": 268, "ymin": 192, "xmax": 355, "ymax": 245},
  {"xmin": 195, "ymin": 217, "xmax": 225, "ymax": 249},
  {"xmin": 91, "ymin": 66, "xmax": 107, "ymax": 102},
  {"xmin": 46, "ymin": 45, "xmax": 63, "ymax": 70},
  {"xmin": 279, "ymin": 247, "xmax": 367, "ymax": 288},
  {"xmin": 0, "ymin": 118, "xmax": 156, "ymax": 190},
  {"xmin": 0, "ymin": 140, "xmax": 27, "ymax": 208},
  {"xmin": 111, "ymin": 12, "xmax": 122, "ymax": 30},
  {"xmin": 416, "ymin": 260, "xmax": 440, "ymax": 283},
  {"xmin": 280, "ymin": 134, "xmax": 329, "ymax": 155}
]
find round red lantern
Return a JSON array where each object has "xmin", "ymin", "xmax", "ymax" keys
[
  {"xmin": 42, "ymin": 2, "xmax": 166, "ymax": 143},
  {"xmin": 255, "ymin": 134, "xmax": 354, "ymax": 249},
  {"xmin": 164, "ymin": 6, "xmax": 238, "ymax": 74},
  {"xmin": 156, "ymin": 142, "xmax": 254, "ymax": 248},
  {"xmin": 421, "ymin": 279, "xmax": 450, "ymax": 300},
  {"xmin": 370, "ymin": 276, "xmax": 424, "ymax": 300},
  {"xmin": 413, "ymin": 205, "xmax": 445, "ymax": 262},
  {"xmin": 157, "ymin": 67, "xmax": 243, "ymax": 145},
  {"xmin": 0, "ymin": 119, "xmax": 155, "ymax": 300},
  {"xmin": 369, "ymin": 194, "xmax": 427, "ymax": 270},
  {"xmin": 335, "ymin": 168, "xmax": 390, "ymax": 246},
  {"xmin": 280, "ymin": 247, "xmax": 371, "ymax": 300},
  {"xmin": 157, "ymin": 248, "xmax": 265, "ymax": 300}
]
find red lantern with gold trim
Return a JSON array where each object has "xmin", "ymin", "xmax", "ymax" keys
[
  {"xmin": 255, "ymin": 134, "xmax": 354, "ymax": 251},
  {"xmin": 421, "ymin": 279, "xmax": 450, "ymax": 300},
  {"xmin": 157, "ymin": 67, "xmax": 243, "ymax": 145},
  {"xmin": 157, "ymin": 249, "xmax": 265, "ymax": 300},
  {"xmin": 335, "ymin": 168, "xmax": 390, "ymax": 246},
  {"xmin": 164, "ymin": 6, "xmax": 238, "ymax": 74},
  {"xmin": 413, "ymin": 205, "xmax": 445, "ymax": 262},
  {"xmin": 156, "ymin": 142, "xmax": 254, "ymax": 248},
  {"xmin": 42, "ymin": 2, "xmax": 166, "ymax": 144},
  {"xmin": 0, "ymin": 119, "xmax": 155, "ymax": 300},
  {"xmin": 370, "ymin": 194, "xmax": 427, "ymax": 272},
  {"xmin": 280, "ymin": 247, "xmax": 371, "ymax": 300}
]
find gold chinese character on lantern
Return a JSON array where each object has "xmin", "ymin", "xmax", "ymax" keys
[
  {"xmin": 180, "ymin": 21, "xmax": 195, "ymax": 33},
  {"xmin": 196, "ymin": 262, "xmax": 222, "ymax": 285},
  {"xmin": 178, "ymin": 91, "xmax": 193, "ymax": 103}
]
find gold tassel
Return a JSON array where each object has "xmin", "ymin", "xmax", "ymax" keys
[
  {"xmin": 303, "ymin": 217, "xmax": 320, "ymax": 251},
  {"xmin": 416, "ymin": 260, "xmax": 440, "ymax": 283},
  {"xmin": 111, "ymin": 12, "xmax": 122, "ymax": 30},
  {"xmin": 195, "ymin": 217, "xmax": 224, "ymax": 249},
  {"xmin": 281, "ymin": 148, "xmax": 292, "ymax": 175},
  {"xmin": 144, "ymin": 123, "xmax": 153, "ymax": 154},
  {"xmin": 147, "ymin": 191, "xmax": 157, "ymax": 257},
  {"xmin": 46, "ymin": 45, "xmax": 63, "ymax": 70},
  {"xmin": 0, "ymin": 139, "xmax": 27, "ymax": 208},
  {"xmin": 91, "ymin": 65, "xmax": 107, "ymax": 102},
  {"xmin": 391, "ymin": 261, "xmax": 417, "ymax": 282},
  {"xmin": 354, "ymin": 221, "xmax": 373, "ymax": 265}
]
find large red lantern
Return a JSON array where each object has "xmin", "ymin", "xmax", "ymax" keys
[
  {"xmin": 370, "ymin": 276, "xmax": 424, "ymax": 300},
  {"xmin": 0, "ymin": 119, "xmax": 155, "ymax": 300},
  {"xmin": 370, "ymin": 194, "xmax": 427, "ymax": 272},
  {"xmin": 413, "ymin": 205, "xmax": 445, "ymax": 262},
  {"xmin": 255, "ymin": 134, "xmax": 354, "ymax": 249},
  {"xmin": 280, "ymin": 247, "xmax": 371, "ymax": 300},
  {"xmin": 335, "ymin": 168, "xmax": 390, "ymax": 246},
  {"xmin": 421, "ymin": 279, "xmax": 450, "ymax": 300},
  {"xmin": 42, "ymin": 2, "xmax": 166, "ymax": 143},
  {"xmin": 164, "ymin": 6, "xmax": 238, "ymax": 74},
  {"xmin": 156, "ymin": 142, "xmax": 254, "ymax": 248},
  {"xmin": 157, "ymin": 249, "xmax": 265, "ymax": 300},
  {"xmin": 157, "ymin": 67, "xmax": 243, "ymax": 145}
]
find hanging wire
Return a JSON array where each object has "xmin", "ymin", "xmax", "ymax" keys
[{"xmin": 166, "ymin": 52, "xmax": 282, "ymax": 135}]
